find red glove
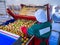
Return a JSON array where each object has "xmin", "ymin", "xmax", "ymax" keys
[{"xmin": 20, "ymin": 26, "xmax": 27, "ymax": 34}]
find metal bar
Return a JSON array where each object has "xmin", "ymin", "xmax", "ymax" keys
[{"xmin": 26, "ymin": 35, "xmax": 34, "ymax": 45}]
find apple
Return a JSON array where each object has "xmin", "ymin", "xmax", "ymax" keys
[{"xmin": 22, "ymin": 43, "xmax": 25, "ymax": 45}]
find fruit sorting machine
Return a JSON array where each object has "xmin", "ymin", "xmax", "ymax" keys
[{"xmin": 0, "ymin": 4, "xmax": 50, "ymax": 45}]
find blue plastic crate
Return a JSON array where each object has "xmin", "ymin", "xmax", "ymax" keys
[{"xmin": 0, "ymin": 33, "xmax": 16, "ymax": 45}]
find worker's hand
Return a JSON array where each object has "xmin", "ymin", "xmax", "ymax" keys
[{"xmin": 20, "ymin": 26, "xmax": 27, "ymax": 34}]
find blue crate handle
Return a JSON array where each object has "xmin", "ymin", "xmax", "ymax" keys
[{"xmin": 1, "ymin": 19, "xmax": 15, "ymax": 26}]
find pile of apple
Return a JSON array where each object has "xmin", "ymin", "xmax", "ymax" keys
[
  {"xmin": 0, "ymin": 19, "xmax": 36, "ymax": 35},
  {"xmin": 0, "ymin": 19, "xmax": 36, "ymax": 44},
  {"xmin": 20, "ymin": 33, "xmax": 30, "ymax": 45}
]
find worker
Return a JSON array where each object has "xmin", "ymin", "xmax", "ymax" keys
[
  {"xmin": 49, "ymin": 6, "xmax": 60, "ymax": 45},
  {"xmin": 52, "ymin": 7, "xmax": 60, "ymax": 23},
  {"xmin": 21, "ymin": 8, "xmax": 52, "ymax": 45}
]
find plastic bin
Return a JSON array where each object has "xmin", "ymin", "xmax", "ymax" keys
[{"xmin": 0, "ymin": 30, "xmax": 19, "ymax": 45}]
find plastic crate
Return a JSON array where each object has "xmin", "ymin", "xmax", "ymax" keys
[{"xmin": 0, "ymin": 30, "xmax": 19, "ymax": 45}]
